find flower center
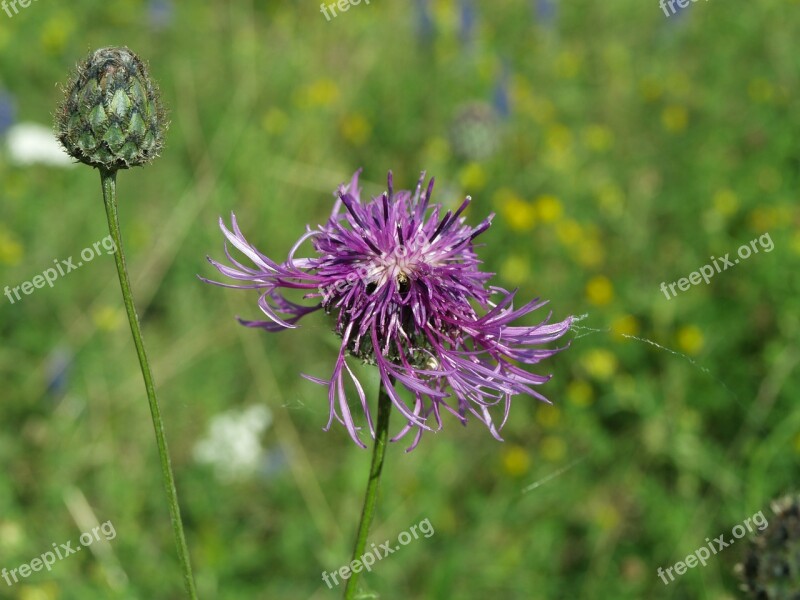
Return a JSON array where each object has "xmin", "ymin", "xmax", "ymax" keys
[{"xmin": 371, "ymin": 250, "xmax": 418, "ymax": 293}]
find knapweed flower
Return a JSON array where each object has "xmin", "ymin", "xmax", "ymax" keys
[
  {"xmin": 204, "ymin": 171, "xmax": 572, "ymax": 450},
  {"xmin": 737, "ymin": 495, "xmax": 798, "ymax": 599},
  {"xmin": 55, "ymin": 46, "xmax": 166, "ymax": 171}
]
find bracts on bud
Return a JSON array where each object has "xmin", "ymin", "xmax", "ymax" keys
[
  {"xmin": 55, "ymin": 46, "xmax": 167, "ymax": 171},
  {"xmin": 736, "ymin": 494, "xmax": 800, "ymax": 600}
]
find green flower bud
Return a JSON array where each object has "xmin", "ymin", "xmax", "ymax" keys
[
  {"xmin": 55, "ymin": 47, "xmax": 167, "ymax": 171},
  {"xmin": 737, "ymin": 494, "xmax": 800, "ymax": 599}
]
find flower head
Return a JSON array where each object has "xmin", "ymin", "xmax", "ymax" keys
[
  {"xmin": 204, "ymin": 170, "xmax": 572, "ymax": 450},
  {"xmin": 55, "ymin": 47, "xmax": 166, "ymax": 171},
  {"xmin": 737, "ymin": 495, "xmax": 798, "ymax": 599}
]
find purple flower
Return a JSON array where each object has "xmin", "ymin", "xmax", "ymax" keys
[
  {"xmin": 203, "ymin": 171, "xmax": 572, "ymax": 450},
  {"xmin": 414, "ymin": 0, "xmax": 435, "ymax": 44},
  {"xmin": 493, "ymin": 64, "xmax": 511, "ymax": 119},
  {"xmin": 459, "ymin": 0, "xmax": 477, "ymax": 47},
  {"xmin": 533, "ymin": 0, "xmax": 557, "ymax": 28},
  {"xmin": 148, "ymin": 0, "xmax": 174, "ymax": 30},
  {"xmin": 0, "ymin": 90, "xmax": 16, "ymax": 137}
]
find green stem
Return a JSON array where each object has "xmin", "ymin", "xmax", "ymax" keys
[
  {"xmin": 343, "ymin": 381, "xmax": 392, "ymax": 600},
  {"xmin": 100, "ymin": 169, "xmax": 199, "ymax": 599}
]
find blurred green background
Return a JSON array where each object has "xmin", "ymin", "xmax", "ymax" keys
[{"xmin": 1, "ymin": 0, "xmax": 799, "ymax": 598}]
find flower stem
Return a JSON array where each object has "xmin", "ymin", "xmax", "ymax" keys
[
  {"xmin": 343, "ymin": 381, "xmax": 392, "ymax": 600},
  {"xmin": 100, "ymin": 169, "xmax": 199, "ymax": 599}
]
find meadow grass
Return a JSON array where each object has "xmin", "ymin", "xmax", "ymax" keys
[{"xmin": 0, "ymin": 1, "xmax": 798, "ymax": 598}]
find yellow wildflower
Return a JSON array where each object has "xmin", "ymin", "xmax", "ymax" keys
[
  {"xmin": 502, "ymin": 445, "xmax": 531, "ymax": 477},
  {"xmin": 661, "ymin": 105, "xmax": 688, "ymax": 133},
  {"xmin": 535, "ymin": 194, "xmax": 563, "ymax": 223},
  {"xmin": 585, "ymin": 275, "xmax": 614, "ymax": 306},
  {"xmin": 676, "ymin": 325, "xmax": 704, "ymax": 355}
]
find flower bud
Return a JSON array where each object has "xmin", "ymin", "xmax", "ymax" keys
[
  {"xmin": 737, "ymin": 495, "xmax": 800, "ymax": 599},
  {"xmin": 56, "ymin": 47, "xmax": 167, "ymax": 171}
]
